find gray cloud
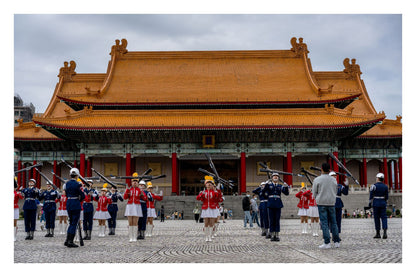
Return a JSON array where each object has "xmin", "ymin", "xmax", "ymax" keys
[{"xmin": 14, "ymin": 14, "xmax": 402, "ymax": 118}]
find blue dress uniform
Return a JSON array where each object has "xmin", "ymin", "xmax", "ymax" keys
[
  {"xmin": 39, "ymin": 188, "xmax": 60, "ymax": 237},
  {"xmin": 252, "ymin": 183, "xmax": 270, "ymax": 238},
  {"xmin": 82, "ymin": 187, "xmax": 97, "ymax": 240},
  {"xmin": 262, "ymin": 181, "xmax": 289, "ymax": 241},
  {"xmin": 107, "ymin": 190, "xmax": 124, "ymax": 235},
  {"xmin": 65, "ymin": 178, "xmax": 85, "ymax": 247},
  {"xmin": 369, "ymin": 181, "xmax": 389, "ymax": 238},
  {"xmin": 137, "ymin": 190, "xmax": 150, "ymax": 239},
  {"xmin": 334, "ymin": 182, "xmax": 348, "ymax": 233},
  {"xmin": 21, "ymin": 186, "xmax": 40, "ymax": 240}
]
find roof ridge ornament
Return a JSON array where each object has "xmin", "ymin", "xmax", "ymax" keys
[
  {"xmin": 58, "ymin": 61, "xmax": 76, "ymax": 81},
  {"xmin": 343, "ymin": 58, "xmax": 362, "ymax": 80},
  {"xmin": 290, "ymin": 37, "xmax": 309, "ymax": 57},
  {"xmin": 110, "ymin": 38, "xmax": 128, "ymax": 57}
]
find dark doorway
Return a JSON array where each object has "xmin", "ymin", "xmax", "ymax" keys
[{"xmin": 179, "ymin": 159, "xmax": 238, "ymax": 195}]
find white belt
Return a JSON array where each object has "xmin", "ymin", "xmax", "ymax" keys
[
  {"xmin": 260, "ymin": 200, "xmax": 268, "ymax": 202},
  {"xmin": 25, "ymin": 198, "xmax": 35, "ymax": 201},
  {"xmin": 336, "ymin": 196, "xmax": 341, "ymax": 198},
  {"xmin": 374, "ymin": 196, "xmax": 385, "ymax": 199},
  {"xmin": 269, "ymin": 195, "xmax": 281, "ymax": 198},
  {"xmin": 44, "ymin": 200, "xmax": 55, "ymax": 203},
  {"xmin": 68, "ymin": 197, "xmax": 79, "ymax": 199}
]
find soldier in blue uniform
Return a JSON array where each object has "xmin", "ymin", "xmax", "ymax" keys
[
  {"xmin": 369, "ymin": 173, "xmax": 389, "ymax": 239},
  {"xmin": 21, "ymin": 179, "xmax": 40, "ymax": 240},
  {"xmin": 329, "ymin": 171, "xmax": 349, "ymax": 233},
  {"xmin": 82, "ymin": 180, "xmax": 97, "ymax": 240},
  {"xmin": 261, "ymin": 173, "xmax": 289, "ymax": 241},
  {"xmin": 107, "ymin": 186, "xmax": 124, "ymax": 235},
  {"xmin": 137, "ymin": 180, "xmax": 149, "ymax": 240},
  {"xmin": 252, "ymin": 181, "xmax": 271, "ymax": 238},
  {"xmin": 64, "ymin": 168, "xmax": 85, "ymax": 248},
  {"xmin": 39, "ymin": 182, "xmax": 60, "ymax": 237}
]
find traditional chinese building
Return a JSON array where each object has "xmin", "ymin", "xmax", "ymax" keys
[{"xmin": 14, "ymin": 37, "xmax": 402, "ymax": 195}]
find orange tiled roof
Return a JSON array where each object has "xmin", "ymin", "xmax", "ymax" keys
[
  {"xmin": 52, "ymin": 38, "xmax": 366, "ymax": 108},
  {"xmin": 33, "ymin": 106, "xmax": 385, "ymax": 130},
  {"xmin": 359, "ymin": 116, "xmax": 402, "ymax": 138},
  {"xmin": 14, "ymin": 120, "xmax": 62, "ymax": 141}
]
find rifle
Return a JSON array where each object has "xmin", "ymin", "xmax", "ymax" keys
[
  {"xmin": 51, "ymin": 170, "xmax": 67, "ymax": 184},
  {"xmin": 91, "ymin": 168, "xmax": 118, "ymax": 189},
  {"xmin": 300, "ymin": 167, "xmax": 316, "ymax": 186},
  {"xmin": 110, "ymin": 168, "xmax": 153, "ymax": 183},
  {"xmin": 258, "ymin": 162, "xmax": 303, "ymax": 177},
  {"xmin": 34, "ymin": 168, "xmax": 58, "ymax": 190},
  {"xmin": 14, "ymin": 163, "xmax": 43, "ymax": 174},
  {"xmin": 328, "ymin": 153, "xmax": 360, "ymax": 185},
  {"xmin": 198, "ymin": 154, "xmax": 234, "ymax": 189},
  {"xmin": 309, "ymin": 166, "xmax": 349, "ymax": 177},
  {"xmin": 60, "ymin": 158, "xmax": 90, "ymax": 185}
]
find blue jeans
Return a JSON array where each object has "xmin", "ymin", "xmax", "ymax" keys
[
  {"xmin": 318, "ymin": 205, "xmax": 340, "ymax": 244},
  {"xmin": 251, "ymin": 211, "xmax": 260, "ymax": 226},
  {"xmin": 244, "ymin": 211, "xmax": 253, "ymax": 227}
]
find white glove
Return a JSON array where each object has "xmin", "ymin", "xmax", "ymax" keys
[
  {"xmin": 344, "ymin": 179, "xmax": 349, "ymax": 186},
  {"xmin": 159, "ymin": 190, "xmax": 163, "ymax": 196}
]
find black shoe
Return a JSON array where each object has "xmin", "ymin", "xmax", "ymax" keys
[
  {"xmin": 261, "ymin": 230, "xmax": 267, "ymax": 236},
  {"xmin": 29, "ymin": 231, "xmax": 34, "ymax": 240},
  {"xmin": 276, "ymin": 236, "xmax": 280, "ymax": 242},
  {"xmin": 382, "ymin": 229, "xmax": 388, "ymax": 239},
  {"xmin": 374, "ymin": 230, "xmax": 381, "ymax": 239},
  {"xmin": 25, "ymin": 232, "xmax": 31, "ymax": 240},
  {"xmin": 45, "ymin": 229, "xmax": 51, "ymax": 237},
  {"xmin": 266, "ymin": 232, "xmax": 271, "ymax": 239},
  {"xmin": 66, "ymin": 233, "xmax": 79, "ymax": 248}
]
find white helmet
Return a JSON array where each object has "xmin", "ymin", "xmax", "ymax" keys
[
  {"xmin": 376, "ymin": 173, "xmax": 384, "ymax": 179},
  {"xmin": 329, "ymin": 171, "xmax": 336, "ymax": 176},
  {"xmin": 139, "ymin": 180, "xmax": 146, "ymax": 185},
  {"xmin": 70, "ymin": 168, "xmax": 80, "ymax": 176}
]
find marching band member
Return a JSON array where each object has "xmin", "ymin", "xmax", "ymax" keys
[
  {"xmin": 146, "ymin": 181, "xmax": 163, "ymax": 237},
  {"xmin": 295, "ymin": 183, "xmax": 311, "ymax": 234},
  {"xmin": 252, "ymin": 181, "xmax": 270, "ymax": 238},
  {"xmin": 21, "ymin": 179, "xmax": 40, "ymax": 240},
  {"xmin": 82, "ymin": 180, "xmax": 97, "ymax": 240},
  {"xmin": 14, "ymin": 181, "xmax": 24, "ymax": 241},
  {"xmin": 64, "ymin": 168, "xmax": 85, "ymax": 248},
  {"xmin": 57, "ymin": 190, "xmax": 68, "ymax": 235},
  {"xmin": 307, "ymin": 192, "xmax": 320, "ymax": 237},
  {"xmin": 329, "ymin": 171, "xmax": 349, "ymax": 233},
  {"xmin": 261, "ymin": 172, "xmax": 289, "ymax": 241},
  {"xmin": 39, "ymin": 182, "xmax": 60, "ymax": 237},
  {"xmin": 196, "ymin": 176, "xmax": 223, "ymax": 242},
  {"xmin": 369, "ymin": 173, "xmax": 389, "ymax": 239},
  {"xmin": 137, "ymin": 180, "xmax": 148, "ymax": 239},
  {"xmin": 93, "ymin": 185, "xmax": 112, "ymax": 237},
  {"xmin": 124, "ymin": 173, "xmax": 144, "ymax": 242},
  {"xmin": 107, "ymin": 186, "xmax": 124, "ymax": 235},
  {"xmin": 212, "ymin": 184, "xmax": 223, "ymax": 238}
]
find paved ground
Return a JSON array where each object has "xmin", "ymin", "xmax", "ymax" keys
[{"xmin": 14, "ymin": 218, "xmax": 402, "ymax": 263}]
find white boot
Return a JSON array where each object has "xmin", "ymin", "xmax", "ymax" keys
[
  {"xmin": 128, "ymin": 226, "xmax": 133, "ymax": 242},
  {"xmin": 132, "ymin": 227, "xmax": 137, "ymax": 242},
  {"xmin": 303, "ymin": 223, "xmax": 308, "ymax": 234},
  {"xmin": 204, "ymin": 227, "xmax": 209, "ymax": 242},
  {"xmin": 214, "ymin": 223, "xmax": 219, "ymax": 237},
  {"xmin": 14, "ymin": 227, "xmax": 17, "ymax": 241},
  {"xmin": 148, "ymin": 225, "xmax": 153, "ymax": 237},
  {"xmin": 208, "ymin": 227, "xmax": 213, "ymax": 242},
  {"xmin": 63, "ymin": 223, "xmax": 68, "ymax": 234}
]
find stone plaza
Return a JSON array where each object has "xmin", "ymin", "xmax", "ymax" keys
[{"xmin": 14, "ymin": 218, "xmax": 402, "ymax": 263}]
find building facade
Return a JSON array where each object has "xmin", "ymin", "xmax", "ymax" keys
[{"xmin": 14, "ymin": 38, "xmax": 402, "ymax": 195}]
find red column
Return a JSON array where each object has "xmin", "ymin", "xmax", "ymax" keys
[
  {"xmin": 17, "ymin": 160, "xmax": 22, "ymax": 188},
  {"xmin": 341, "ymin": 158, "xmax": 347, "ymax": 184},
  {"xmin": 240, "ymin": 152, "xmax": 246, "ymax": 194},
  {"xmin": 22, "ymin": 164, "xmax": 27, "ymax": 188},
  {"xmin": 398, "ymin": 157, "xmax": 402, "ymax": 192},
  {"xmin": 332, "ymin": 152, "xmax": 339, "ymax": 183},
  {"xmin": 53, "ymin": 160, "xmax": 58, "ymax": 188},
  {"xmin": 393, "ymin": 160, "xmax": 398, "ymax": 191},
  {"xmin": 383, "ymin": 157, "xmax": 389, "ymax": 189},
  {"xmin": 32, "ymin": 160, "xmax": 37, "ymax": 187},
  {"xmin": 388, "ymin": 161, "xmax": 393, "ymax": 189},
  {"xmin": 362, "ymin": 157, "xmax": 367, "ymax": 188},
  {"xmin": 171, "ymin": 153, "xmax": 178, "ymax": 195},
  {"xmin": 126, "ymin": 153, "xmax": 131, "ymax": 187},
  {"xmin": 80, "ymin": 153, "xmax": 86, "ymax": 177},
  {"xmin": 73, "ymin": 160, "xmax": 78, "ymax": 169},
  {"xmin": 87, "ymin": 158, "xmax": 92, "ymax": 177},
  {"xmin": 286, "ymin": 152, "xmax": 293, "ymax": 186}
]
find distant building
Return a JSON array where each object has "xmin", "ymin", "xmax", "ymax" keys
[{"xmin": 14, "ymin": 95, "xmax": 35, "ymax": 126}]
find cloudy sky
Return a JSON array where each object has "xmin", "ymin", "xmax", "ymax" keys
[{"xmin": 13, "ymin": 13, "xmax": 402, "ymax": 119}]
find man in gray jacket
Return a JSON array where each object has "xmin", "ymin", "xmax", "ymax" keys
[{"xmin": 312, "ymin": 163, "xmax": 341, "ymax": 249}]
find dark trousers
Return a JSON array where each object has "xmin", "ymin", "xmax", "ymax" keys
[
  {"xmin": 373, "ymin": 206, "xmax": 388, "ymax": 230},
  {"xmin": 259, "ymin": 205, "xmax": 269, "ymax": 229},
  {"xmin": 83, "ymin": 211, "xmax": 94, "ymax": 231},
  {"xmin": 268, "ymin": 208, "xmax": 281, "ymax": 232},
  {"xmin": 194, "ymin": 214, "xmax": 200, "ymax": 223},
  {"xmin": 160, "ymin": 213, "xmax": 164, "ymax": 222},
  {"xmin": 44, "ymin": 209, "xmax": 56, "ymax": 229},
  {"xmin": 335, "ymin": 207, "xmax": 343, "ymax": 233},
  {"xmin": 67, "ymin": 209, "xmax": 81, "ymax": 235},
  {"xmin": 23, "ymin": 209, "xmax": 37, "ymax": 232},
  {"xmin": 138, "ymin": 204, "xmax": 147, "ymax": 231},
  {"xmin": 107, "ymin": 210, "xmax": 118, "ymax": 228}
]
